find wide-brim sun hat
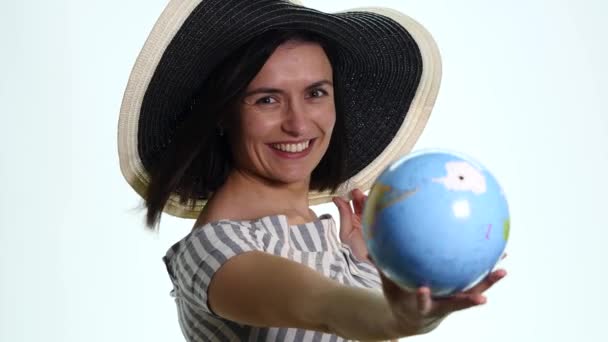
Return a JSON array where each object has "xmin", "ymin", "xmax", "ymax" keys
[{"xmin": 118, "ymin": 0, "xmax": 442, "ymax": 219}]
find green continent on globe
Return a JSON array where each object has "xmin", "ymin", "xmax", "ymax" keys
[
  {"xmin": 503, "ymin": 218, "xmax": 510, "ymax": 241},
  {"xmin": 378, "ymin": 185, "xmax": 417, "ymax": 210},
  {"xmin": 363, "ymin": 183, "xmax": 391, "ymax": 233},
  {"xmin": 364, "ymin": 182, "xmax": 417, "ymax": 238}
]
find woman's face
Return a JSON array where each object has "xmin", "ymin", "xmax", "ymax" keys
[{"xmin": 231, "ymin": 40, "xmax": 336, "ymax": 186}]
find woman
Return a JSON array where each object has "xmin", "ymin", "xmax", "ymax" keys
[{"xmin": 118, "ymin": 1, "xmax": 506, "ymax": 341}]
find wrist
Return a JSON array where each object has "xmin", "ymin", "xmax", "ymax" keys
[{"xmin": 321, "ymin": 284, "xmax": 403, "ymax": 340}]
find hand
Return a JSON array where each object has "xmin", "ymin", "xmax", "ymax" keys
[
  {"xmin": 370, "ymin": 254, "xmax": 508, "ymax": 335},
  {"xmin": 333, "ymin": 188, "xmax": 370, "ymax": 263}
]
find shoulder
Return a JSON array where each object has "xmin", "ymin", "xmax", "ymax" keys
[
  {"xmin": 165, "ymin": 216, "xmax": 285, "ymax": 263},
  {"xmin": 187, "ymin": 219, "xmax": 264, "ymax": 259}
]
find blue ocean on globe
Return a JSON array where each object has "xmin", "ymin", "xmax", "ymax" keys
[{"xmin": 362, "ymin": 149, "xmax": 510, "ymax": 297}]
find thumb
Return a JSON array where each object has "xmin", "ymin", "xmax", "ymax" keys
[
  {"xmin": 351, "ymin": 188, "xmax": 367, "ymax": 217},
  {"xmin": 333, "ymin": 196, "xmax": 353, "ymax": 238}
]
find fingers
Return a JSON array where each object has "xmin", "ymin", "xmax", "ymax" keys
[
  {"xmin": 466, "ymin": 269, "xmax": 507, "ymax": 295},
  {"xmin": 333, "ymin": 196, "xmax": 353, "ymax": 237},
  {"xmin": 433, "ymin": 293, "xmax": 487, "ymax": 316},
  {"xmin": 377, "ymin": 274, "xmax": 492, "ymax": 322},
  {"xmin": 416, "ymin": 287, "xmax": 433, "ymax": 315},
  {"xmin": 332, "ymin": 196, "xmax": 352, "ymax": 217},
  {"xmin": 351, "ymin": 188, "xmax": 367, "ymax": 216},
  {"xmin": 430, "ymin": 269, "xmax": 506, "ymax": 316}
]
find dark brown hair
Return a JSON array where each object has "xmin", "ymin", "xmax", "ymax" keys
[{"xmin": 144, "ymin": 30, "xmax": 348, "ymax": 229}]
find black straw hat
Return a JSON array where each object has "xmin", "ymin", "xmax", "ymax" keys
[{"xmin": 118, "ymin": 0, "xmax": 442, "ymax": 219}]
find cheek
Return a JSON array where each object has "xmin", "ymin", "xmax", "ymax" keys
[
  {"xmin": 237, "ymin": 112, "xmax": 279, "ymax": 150},
  {"xmin": 328, "ymin": 110, "xmax": 337, "ymax": 130},
  {"xmin": 317, "ymin": 104, "xmax": 336, "ymax": 135}
]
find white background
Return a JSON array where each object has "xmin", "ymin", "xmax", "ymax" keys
[{"xmin": 1, "ymin": 0, "xmax": 607, "ymax": 341}]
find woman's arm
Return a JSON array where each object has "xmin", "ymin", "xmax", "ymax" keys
[
  {"xmin": 319, "ymin": 282, "xmax": 433, "ymax": 340},
  {"xmin": 208, "ymin": 250, "xmax": 414, "ymax": 340}
]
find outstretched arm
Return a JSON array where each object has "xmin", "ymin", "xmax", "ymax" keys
[
  {"xmin": 209, "ymin": 248, "xmax": 507, "ymax": 340},
  {"xmin": 208, "ymin": 250, "xmax": 410, "ymax": 340}
]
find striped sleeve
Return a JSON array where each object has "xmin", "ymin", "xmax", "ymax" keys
[{"xmin": 173, "ymin": 221, "xmax": 265, "ymax": 315}]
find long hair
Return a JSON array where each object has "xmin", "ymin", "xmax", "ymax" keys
[{"xmin": 144, "ymin": 30, "xmax": 348, "ymax": 229}]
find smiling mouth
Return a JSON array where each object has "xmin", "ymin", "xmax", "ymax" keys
[{"xmin": 270, "ymin": 139, "xmax": 313, "ymax": 153}]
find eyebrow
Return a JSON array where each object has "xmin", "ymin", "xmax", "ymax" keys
[{"xmin": 243, "ymin": 80, "xmax": 333, "ymax": 97}]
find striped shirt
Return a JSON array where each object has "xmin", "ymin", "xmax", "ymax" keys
[{"xmin": 163, "ymin": 214, "xmax": 382, "ymax": 341}]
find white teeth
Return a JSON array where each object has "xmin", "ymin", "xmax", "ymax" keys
[{"xmin": 272, "ymin": 140, "xmax": 310, "ymax": 153}]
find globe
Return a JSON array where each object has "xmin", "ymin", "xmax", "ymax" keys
[{"xmin": 362, "ymin": 149, "xmax": 510, "ymax": 297}]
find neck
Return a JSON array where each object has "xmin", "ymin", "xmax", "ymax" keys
[{"xmin": 195, "ymin": 168, "xmax": 316, "ymax": 227}]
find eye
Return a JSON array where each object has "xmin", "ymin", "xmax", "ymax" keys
[
  {"xmin": 309, "ymin": 88, "xmax": 328, "ymax": 98},
  {"xmin": 255, "ymin": 96, "xmax": 277, "ymax": 105}
]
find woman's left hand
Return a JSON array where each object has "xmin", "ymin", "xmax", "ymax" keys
[{"xmin": 333, "ymin": 188, "xmax": 371, "ymax": 264}]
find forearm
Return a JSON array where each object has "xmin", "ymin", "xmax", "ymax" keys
[{"xmin": 319, "ymin": 285, "xmax": 425, "ymax": 341}]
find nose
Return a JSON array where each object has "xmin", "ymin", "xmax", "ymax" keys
[{"xmin": 281, "ymin": 99, "xmax": 308, "ymax": 137}]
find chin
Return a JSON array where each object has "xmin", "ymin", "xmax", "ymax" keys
[
  {"xmin": 276, "ymin": 174, "xmax": 311, "ymax": 186},
  {"xmin": 270, "ymin": 170, "xmax": 313, "ymax": 186}
]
